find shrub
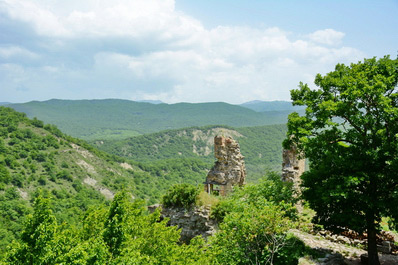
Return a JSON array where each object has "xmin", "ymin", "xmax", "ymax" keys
[
  {"xmin": 161, "ymin": 183, "xmax": 199, "ymax": 209},
  {"xmin": 210, "ymin": 199, "xmax": 236, "ymax": 223},
  {"xmin": 0, "ymin": 165, "xmax": 11, "ymax": 184},
  {"xmin": 196, "ymin": 190, "xmax": 219, "ymax": 207},
  {"xmin": 210, "ymin": 200, "xmax": 295, "ymax": 265},
  {"xmin": 31, "ymin": 117, "xmax": 44, "ymax": 128},
  {"xmin": 57, "ymin": 170, "xmax": 73, "ymax": 182}
]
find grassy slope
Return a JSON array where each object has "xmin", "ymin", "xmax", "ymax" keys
[
  {"xmin": 9, "ymin": 99, "xmax": 293, "ymax": 141},
  {"xmin": 0, "ymin": 107, "xmax": 210, "ymax": 251},
  {"xmin": 93, "ymin": 124, "xmax": 287, "ymax": 182}
]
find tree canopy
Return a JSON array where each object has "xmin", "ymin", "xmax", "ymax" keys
[{"xmin": 285, "ymin": 55, "xmax": 398, "ymax": 265}]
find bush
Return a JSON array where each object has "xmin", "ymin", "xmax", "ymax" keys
[
  {"xmin": 210, "ymin": 200, "xmax": 295, "ymax": 265},
  {"xmin": 0, "ymin": 165, "xmax": 11, "ymax": 184},
  {"xmin": 31, "ymin": 117, "xmax": 44, "ymax": 128},
  {"xmin": 161, "ymin": 183, "xmax": 199, "ymax": 209},
  {"xmin": 210, "ymin": 199, "xmax": 236, "ymax": 223},
  {"xmin": 56, "ymin": 170, "xmax": 73, "ymax": 182}
]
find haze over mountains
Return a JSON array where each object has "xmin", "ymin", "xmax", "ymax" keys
[{"xmin": 240, "ymin": 100, "xmax": 305, "ymax": 112}]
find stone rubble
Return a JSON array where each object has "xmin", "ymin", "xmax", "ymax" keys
[{"xmin": 149, "ymin": 204, "xmax": 217, "ymax": 243}]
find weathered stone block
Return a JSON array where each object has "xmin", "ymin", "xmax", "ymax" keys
[{"xmin": 204, "ymin": 136, "xmax": 246, "ymax": 196}]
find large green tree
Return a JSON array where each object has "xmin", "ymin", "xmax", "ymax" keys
[{"xmin": 284, "ymin": 55, "xmax": 398, "ymax": 265}]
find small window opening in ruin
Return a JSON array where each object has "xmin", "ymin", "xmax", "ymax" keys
[
  {"xmin": 294, "ymin": 166, "xmax": 299, "ymax": 170},
  {"xmin": 212, "ymin": 185, "xmax": 221, "ymax": 196}
]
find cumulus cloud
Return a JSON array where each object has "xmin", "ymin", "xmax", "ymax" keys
[
  {"xmin": 0, "ymin": 0, "xmax": 365, "ymax": 103},
  {"xmin": 308, "ymin": 29, "xmax": 345, "ymax": 46}
]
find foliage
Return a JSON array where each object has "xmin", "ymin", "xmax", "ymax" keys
[
  {"xmin": 5, "ymin": 195, "xmax": 59, "ymax": 264},
  {"xmin": 196, "ymin": 190, "xmax": 220, "ymax": 207},
  {"xmin": 96, "ymin": 124, "xmax": 288, "ymax": 182},
  {"xmin": 211, "ymin": 172, "xmax": 297, "ymax": 223},
  {"xmin": 161, "ymin": 183, "xmax": 200, "ymax": 209},
  {"xmin": 2, "ymin": 192, "xmax": 210, "ymax": 264},
  {"xmin": 209, "ymin": 172, "xmax": 302, "ymax": 264},
  {"xmin": 0, "ymin": 107, "xmax": 210, "ymax": 253},
  {"xmin": 284, "ymin": 55, "xmax": 398, "ymax": 264},
  {"xmin": 210, "ymin": 199, "xmax": 295, "ymax": 265},
  {"xmin": 10, "ymin": 99, "xmax": 292, "ymax": 141}
]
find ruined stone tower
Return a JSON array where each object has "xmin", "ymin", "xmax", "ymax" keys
[
  {"xmin": 282, "ymin": 146, "xmax": 305, "ymax": 192},
  {"xmin": 204, "ymin": 136, "xmax": 246, "ymax": 196}
]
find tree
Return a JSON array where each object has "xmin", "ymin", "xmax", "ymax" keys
[
  {"xmin": 284, "ymin": 55, "xmax": 398, "ymax": 265},
  {"xmin": 5, "ymin": 195, "xmax": 59, "ymax": 264},
  {"xmin": 209, "ymin": 173, "xmax": 303, "ymax": 265},
  {"xmin": 210, "ymin": 199, "xmax": 295, "ymax": 265}
]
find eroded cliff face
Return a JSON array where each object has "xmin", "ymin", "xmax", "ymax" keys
[{"xmin": 205, "ymin": 136, "xmax": 246, "ymax": 195}]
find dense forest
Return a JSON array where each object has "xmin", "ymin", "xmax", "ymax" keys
[
  {"xmin": 9, "ymin": 99, "xmax": 302, "ymax": 141},
  {"xmin": 0, "ymin": 106, "xmax": 318, "ymax": 264},
  {"xmin": 0, "ymin": 107, "xmax": 211, "ymax": 253},
  {"xmin": 93, "ymin": 124, "xmax": 287, "ymax": 182}
]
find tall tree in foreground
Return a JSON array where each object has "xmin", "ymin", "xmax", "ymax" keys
[{"xmin": 284, "ymin": 55, "xmax": 398, "ymax": 265}]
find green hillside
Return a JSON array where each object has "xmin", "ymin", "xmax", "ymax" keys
[
  {"xmin": 0, "ymin": 107, "xmax": 210, "ymax": 252},
  {"xmin": 0, "ymin": 107, "xmax": 318, "ymax": 264},
  {"xmin": 93, "ymin": 124, "xmax": 287, "ymax": 182},
  {"xmin": 9, "ymin": 99, "xmax": 293, "ymax": 141}
]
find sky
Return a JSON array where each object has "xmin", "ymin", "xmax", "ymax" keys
[{"xmin": 0, "ymin": 0, "xmax": 397, "ymax": 104}]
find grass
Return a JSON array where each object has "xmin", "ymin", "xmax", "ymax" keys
[{"xmin": 196, "ymin": 190, "xmax": 220, "ymax": 208}]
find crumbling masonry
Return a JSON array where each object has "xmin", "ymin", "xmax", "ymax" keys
[
  {"xmin": 281, "ymin": 146, "xmax": 305, "ymax": 192},
  {"xmin": 204, "ymin": 136, "xmax": 246, "ymax": 196}
]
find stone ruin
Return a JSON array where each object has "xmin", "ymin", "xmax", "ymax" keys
[
  {"xmin": 204, "ymin": 135, "xmax": 246, "ymax": 196},
  {"xmin": 281, "ymin": 146, "xmax": 305, "ymax": 192}
]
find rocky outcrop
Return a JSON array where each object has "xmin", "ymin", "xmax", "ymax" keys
[
  {"xmin": 281, "ymin": 147, "xmax": 305, "ymax": 192},
  {"xmin": 205, "ymin": 136, "xmax": 246, "ymax": 195},
  {"xmin": 149, "ymin": 205, "xmax": 217, "ymax": 243}
]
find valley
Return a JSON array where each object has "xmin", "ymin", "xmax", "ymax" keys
[{"xmin": 8, "ymin": 99, "xmax": 303, "ymax": 141}]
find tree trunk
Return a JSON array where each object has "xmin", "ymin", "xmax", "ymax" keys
[{"xmin": 367, "ymin": 215, "xmax": 380, "ymax": 265}]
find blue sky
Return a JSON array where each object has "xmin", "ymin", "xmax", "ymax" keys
[{"xmin": 0, "ymin": 0, "xmax": 397, "ymax": 104}]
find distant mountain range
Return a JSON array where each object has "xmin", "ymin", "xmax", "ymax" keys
[
  {"xmin": 0, "ymin": 102, "xmax": 11, "ymax": 106},
  {"xmin": 9, "ymin": 99, "xmax": 304, "ymax": 141},
  {"xmin": 240, "ymin": 100, "xmax": 305, "ymax": 112},
  {"xmin": 137, "ymin": 99, "xmax": 164, "ymax": 104}
]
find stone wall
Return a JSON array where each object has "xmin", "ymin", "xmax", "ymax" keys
[
  {"xmin": 205, "ymin": 135, "xmax": 246, "ymax": 195},
  {"xmin": 281, "ymin": 147, "xmax": 305, "ymax": 192},
  {"xmin": 149, "ymin": 205, "xmax": 217, "ymax": 243}
]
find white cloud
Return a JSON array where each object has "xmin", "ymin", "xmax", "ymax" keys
[
  {"xmin": 0, "ymin": 0, "xmax": 365, "ymax": 103},
  {"xmin": 308, "ymin": 29, "xmax": 345, "ymax": 46},
  {"xmin": 1, "ymin": 0, "xmax": 202, "ymax": 40},
  {"xmin": 1, "ymin": 0, "xmax": 71, "ymax": 37},
  {"xmin": 0, "ymin": 46, "xmax": 38, "ymax": 59}
]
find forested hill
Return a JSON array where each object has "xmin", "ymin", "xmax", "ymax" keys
[
  {"xmin": 0, "ymin": 107, "xmax": 210, "ymax": 251},
  {"xmin": 9, "ymin": 99, "xmax": 296, "ymax": 141},
  {"xmin": 93, "ymin": 124, "xmax": 287, "ymax": 182}
]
